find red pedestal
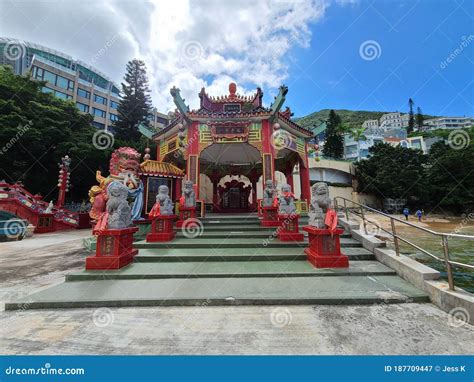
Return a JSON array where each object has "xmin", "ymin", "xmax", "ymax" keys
[
  {"xmin": 277, "ymin": 214, "xmax": 304, "ymax": 241},
  {"xmin": 261, "ymin": 206, "xmax": 280, "ymax": 227},
  {"xmin": 146, "ymin": 215, "xmax": 176, "ymax": 242},
  {"xmin": 34, "ymin": 213, "xmax": 55, "ymax": 233},
  {"xmin": 86, "ymin": 226, "xmax": 138, "ymax": 270},
  {"xmin": 303, "ymin": 226, "xmax": 349, "ymax": 268},
  {"xmin": 176, "ymin": 207, "xmax": 196, "ymax": 228}
]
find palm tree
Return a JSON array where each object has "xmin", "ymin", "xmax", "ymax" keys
[{"xmin": 349, "ymin": 127, "xmax": 367, "ymax": 161}]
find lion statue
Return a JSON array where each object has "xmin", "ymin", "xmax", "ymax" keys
[
  {"xmin": 308, "ymin": 182, "xmax": 331, "ymax": 228},
  {"xmin": 149, "ymin": 185, "xmax": 174, "ymax": 217},
  {"xmin": 181, "ymin": 180, "xmax": 196, "ymax": 208},
  {"xmin": 106, "ymin": 182, "xmax": 132, "ymax": 229},
  {"xmin": 262, "ymin": 179, "xmax": 276, "ymax": 207},
  {"xmin": 278, "ymin": 183, "xmax": 296, "ymax": 215}
]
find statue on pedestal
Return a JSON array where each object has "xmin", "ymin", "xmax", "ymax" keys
[
  {"xmin": 262, "ymin": 180, "xmax": 276, "ymax": 207},
  {"xmin": 308, "ymin": 182, "xmax": 331, "ymax": 228},
  {"xmin": 278, "ymin": 184, "xmax": 296, "ymax": 215},
  {"xmin": 181, "ymin": 180, "xmax": 196, "ymax": 207},
  {"xmin": 150, "ymin": 185, "xmax": 174, "ymax": 217},
  {"xmin": 107, "ymin": 182, "xmax": 133, "ymax": 229}
]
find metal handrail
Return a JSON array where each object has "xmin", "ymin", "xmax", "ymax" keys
[{"xmin": 334, "ymin": 197, "xmax": 474, "ymax": 291}]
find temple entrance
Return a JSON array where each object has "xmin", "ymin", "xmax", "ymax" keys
[
  {"xmin": 199, "ymin": 143, "xmax": 262, "ymax": 213},
  {"xmin": 219, "ymin": 177, "xmax": 252, "ymax": 212}
]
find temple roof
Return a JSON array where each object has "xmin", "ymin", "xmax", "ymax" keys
[
  {"xmin": 139, "ymin": 160, "xmax": 184, "ymax": 178},
  {"xmin": 157, "ymin": 83, "xmax": 312, "ymax": 139}
]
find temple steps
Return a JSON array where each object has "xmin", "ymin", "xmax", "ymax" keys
[
  {"xmin": 5, "ymin": 276, "xmax": 429, "ymax": 310},
  {"xmin": 134, "ymin": 247, "xmax": 375, "ymax": 262},
  {"xmin": 4, "ymin": 216, "xmax": 430, "ymax": 310},
  {"xmin": 174, "ymin": 231, "xmax": 352, "ymax": 239},
  {"xmin": 65, "ymin": 260, "xmax": 396, "ymax": 281},
  {"xmin": 134, "ymin": 237, "xmax": 362, "ymax": 249}
]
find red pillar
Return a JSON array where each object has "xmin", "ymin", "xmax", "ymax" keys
[
  {"xmin": 261, "ymin": 119, "xmax": 275, "ymax": 187},
  {"xmin": 186, "ymin": 122, "xmax": 200, "ymax": 199},
  {"xmin": 175, "ymin": 177, "xmax": 182, "ymax": 202},
  {"xmin": 300, "ymin": 145, "xmax": 311, "ymax": 202}
]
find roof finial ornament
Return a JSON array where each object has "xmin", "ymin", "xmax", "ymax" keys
[{"xmin": 229, "ymin": 82, "xmax": 237, "ymax": 99}]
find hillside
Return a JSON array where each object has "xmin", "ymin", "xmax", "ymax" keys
[{"xmin": 295, "ymin": 109, "xmax": 437, "ymax": 130}]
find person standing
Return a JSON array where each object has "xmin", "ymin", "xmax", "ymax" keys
[
  {"xmin": 416, "ymin": 209, "xmax": 423, "ymax": 222},
  {"xmin": 403, "ymin": 207, "xmax": 410, "ymax": 221}
]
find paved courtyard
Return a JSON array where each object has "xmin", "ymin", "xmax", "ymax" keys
[{"xmin": 1, "ymin": 231, "xmax": 473, "ymax": 355}]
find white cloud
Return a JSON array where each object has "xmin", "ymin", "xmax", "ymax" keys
[{"xmin": 0, "ymin": 0, "xmax": 327, "ymax": 111}]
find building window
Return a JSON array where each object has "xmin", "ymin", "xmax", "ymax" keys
[
  {"xmin": 76, "ymin": 102, "xmax": 89, "ymax": 113},
  {"xmin": 92, "ymin": 121, "xmax": 105, "ymax": 129},
  {"xmin": 110, "ymin": 100, "xmax": 119, "ymax": 109},
  {"xmin": 109, "ymin": 113, "xmax": 119, "ymax": 122},
  {"xmin": 77, "ymin": 88, "xmax": 90, "ymax": 99},
  {"xmin": 93, "ymin": 107, "xmax": 106, "ymax": 118},
  {"xmin": 43, "ymin": 70, "xmax": 56, "ymax": 85},
  {"xmin": 94, "ymin": 94, "xmax": 107, "ymax": 105},
  {"xmin": 56, "ymin": 75, "xmax": 70, "ymax": 90},
  {"xmin": 55, "ymin": 90, "xmax": 70, "ymax": 100},
  {"xmin": 41, "ymin": 86, "xmax": 54, "ymax": 94}
]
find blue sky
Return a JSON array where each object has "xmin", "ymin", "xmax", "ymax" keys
[{"xmin": 286, "ymin": 0, "xmax": 474, "ymax": 118}]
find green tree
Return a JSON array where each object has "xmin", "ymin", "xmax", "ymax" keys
[
  {"xmin": 0, "ymin": 65, "xmax": 111, "ymax": 202},
  {"xmin": 322, "ymin": 110, "xmax": 344, "ymax": 159},
  {"xmin": 114, "ymin": 59, "xmax": 152, "ymax": 141},
  {"xmin": 407, "ymin": 98, "xmax": 415, "ymax": 134},
  {"xmin": 426, "ymin": 131, "xmax": 474, "ymax": 213},
  {"xmin": 348, "ymin": 127, "xmax": 367, "ymax": 161},
  {"xmin": 355, "ymin": 142, "xmax": 428, "ymax": 204},
  {"xmin": 416, "ymin": 106, "xmax": 424, "ymax": 130}
]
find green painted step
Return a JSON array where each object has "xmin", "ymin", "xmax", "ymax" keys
[
  {"xmin": 134, "ymin": 237, "xmax": 362, "ymax": 249},
  {"xmin": 175, "ymin": 231, "xmax": 351, "ymax": 239},
  {"xmin": 196, "ymin": 225, "xmax": 349, "ymax": 236},
  {"xmin": 134, "ymin": 247, "xmax": 374, "ymax": 262},
  {"xmin": 65, "ymin": 260, "xmax": 396, "ymax": 281},
  {"xmin": 6, "ymin": 275, "xmax": 429, "ymax": 310}
]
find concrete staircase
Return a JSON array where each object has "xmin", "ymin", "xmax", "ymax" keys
[{"xmin": 5, "ymin": 214, "xmax": 429, "ymax": 310}]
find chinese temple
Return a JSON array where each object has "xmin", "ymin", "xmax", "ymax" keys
[{"xmin": 153, "ymin": 83, "xmax": 312, "ymax": 213}]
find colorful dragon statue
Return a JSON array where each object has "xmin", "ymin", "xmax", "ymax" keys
[{"xmin": 88, "ymin": 147, "xmax": 144, "ymax": 221}]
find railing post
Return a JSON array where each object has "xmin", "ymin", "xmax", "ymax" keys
[
  {"xmin": 334, "ymin": 198, "xmax": 338, "ymax": 214},
  {"xmin": 390, "ymin": 218, "xmax": 400, "ymax": 256},
  {"xmin": 441, "ymin": 236, "xmax": 455, "ymax": 290},
  {"xmin": 343, "ymin": 198, "xmax": 349, "ymax": 221},
  {"xmin": 360, "ymin": 206, "xmax": 367, "ymax": 235}
]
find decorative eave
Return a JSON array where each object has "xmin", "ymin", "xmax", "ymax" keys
[
  {"xmin": 276, "ymin": 112, "xmax": 313, "ymax": 138},
  {"xmin": 139, "ymin": 160, "xmax": 184, "ymax": 178}
]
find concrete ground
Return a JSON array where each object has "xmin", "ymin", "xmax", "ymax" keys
[{"xmin": 1, "ymin": 230, "xmax": 473, "ymax": 355}]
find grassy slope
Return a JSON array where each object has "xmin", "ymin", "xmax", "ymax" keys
[{"xmin": 295, "ymin": 109, "xmax": 437, "ymax": 130}]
